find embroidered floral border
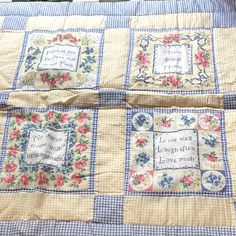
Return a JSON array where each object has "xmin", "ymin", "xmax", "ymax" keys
[
  {"xmin": 128, "ymin": 29, "xmax": 216, "ymax": 93},
  {"xmin": 125, "ymin": 109, "xmax": 231, "ymax": 197},
  {"xmin": 14, "ymin": 30, "xmax": 104, "ymax": 90},
  {"xmin": 0, "ymin": 107, "xmax": 98, "ymax": 193}
]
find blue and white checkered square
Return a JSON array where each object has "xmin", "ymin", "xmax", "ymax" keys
[
  {"xmin": 224, "ymin": 94, "xmax": 236, "ymax": 109},
  {"xmin": 99, "ymin": 89, "xmax": 126, "ymax": 107},
  {"xmin": 93, "ymin": 195, "xmax": 124, "ymax": 224},
  {"xmin": 2, "ymin": 16, "xmax": 28, "ymax": 30},
  {"xmin": 0, "ymin": 92, "xmax": 9, "ymax": 108}
]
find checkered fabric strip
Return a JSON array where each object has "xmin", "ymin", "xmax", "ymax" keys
[
  {"xmin": 0, "ymin": 221, "xmax": 236, "ymax": 236},
  {"xmin": 0, "ymin": 0, "xmax": 236, "ymax": 17},
  {"xmin": 0, "ymin": 92, "xmax": 9, "ymax": 108},
  {"xmin": 99, "ymin": 89, "xmax": 126, "ymax": 107},
  {"xmin": 224, "ymin": 94, "xmax": 236, "ymax": 109},
  {"xmin": 93, "ymin": 196, "xmax": 124, "ymax": 224}
]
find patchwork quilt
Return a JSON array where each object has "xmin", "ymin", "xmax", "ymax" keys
[{"xmin": 0, "ymin": 0, "xmax": 236, "ymax": 235}]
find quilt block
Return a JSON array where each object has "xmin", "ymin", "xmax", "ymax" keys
[
  {"xmin": 126, "ymin": 109, "xmax": 230, "ymax": 196},
  {"xmin": 15, "ymin": 30, "xmax": 103, "ymax": 90},
  {"xmin": 0, "ymin": 107, "xmax": 98, "ymax": 192},
  {"xmin": 0, "ymin": 0, "xmax": 236, "ymax": 235}
]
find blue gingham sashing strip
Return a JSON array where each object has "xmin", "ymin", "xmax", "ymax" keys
[
  {"xmin": 0, "ymin": 92, "xmax": 9, "ymax": 108},
  {"xmin": 0, "ymin": 221, "xmax": 236, "ymax": 236},
  {"xmin": 0, "ymin": 0, "xmax": 236, "ymax": 17},
  {"xmin": 93, "ymin": 195, "xmax": 124, "ymax": 224}
]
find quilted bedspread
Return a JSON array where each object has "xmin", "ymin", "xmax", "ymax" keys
[{"xmin": 0, "ymin": 0, "xmax": 236, "ymax": 235}]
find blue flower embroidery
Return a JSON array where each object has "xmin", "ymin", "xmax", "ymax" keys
[
  {"xmin": 206, "ymin": 173, "xmax": 221, "ymax": 187},
  {"xmin": 159, "ymin": 173, "xmax": 174, "ymax": 188},
  {"xmin": 25, "ymin": 46, "xmax": 41, "ymax": 73},
  {"xmin": 80, "ymin": 47, "xmax": 96, "ymax": 73},
  {"xmin": 135, "ymin": 114, "xmax": 147, "ymax": 127},
  {"xmin": 135, "ymin": 152, "xmax": 150, "ymax": 167},
  {"xmin": 181, "ymin": 115, "xmax": 196, "ymax": 127},
  {"xmin": 84, "ymin": 47, "xmax": 94, "ymax": 55},
  {"xmin": 203, "ymin": 134, "xmax": 218, "ymax": 148}
]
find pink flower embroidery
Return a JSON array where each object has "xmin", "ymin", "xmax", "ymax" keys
[
  {"xmin": 47, "ymin": 112, "xmax": 55, "ymax": 121},
  {"xmin": 32, "ymin": 114, "xmax": 40, "ymax": 124},
  {"xmin": 136, "ymin": 53, "xmax": 149, "ymax": 66},
  {"xmin": 74, "ymin": 160, "xmax": 87, "ymax": 170},
  {"xmin": 135, "ymin": 174, "xmax": 145, "ymax": 184},
  {"xmin": 41, "ymin": 73, "xmax": 47, "ymax": 82},
  {"xmin": 163, "ymin": 34, "xmax": 180, "ymax": 44},
  {"xmin": 5, "ymin": 163, "xmax": 17, "ymax": 171},
  {"xmin": 37, "ymin": 172, "xmax": 47, "ymax": 185},
  {"xmin": 76, "ymin": 112, "xmax": 88, "ymax": 122},
  {"xmin": 8, "ymin": 147, "xmax": 19, "ymax": 157},
  {"xmin": 162, "ymin": 76, "xmax": 182, "ymax": 88},
  {"xmin": 10, "ymin": 130, "xmax": 20, "ymax": 139},
  {"xmin": 136, "ymin": 138, "xmax": 145, "ymax": 146},
  {"xmin": 181, "ymin": 175, "xmax": 193, "ymax": 186},
  {"xmin": 41, "ymin": 72, "xmax": 71, "ymax": 88},
  {"xmin": 203, "ymin": 115, "xmax": 212, "ymax": 123},
  {"xmin": 162, "ymin": 120, "xmax": 171, "ymax": 127},
  {"xmin": 4, "ymin": 174, "xmax": 15, "ymax": 184},
  {"xmin": 21, "ymin": 174, "xmax": 29, "ymax": 186},
  {"xmin": 206, "ymin": 152, "xmax": 218, "ymax": 162},
  {"xmin": 15, "ymin": 115, "xmax": 24, "ymax": 124},
  {"xmin": 78, "ymin": 125, "xmax": 89, "ymax": 134},
  {"xmin": 195, "ymin": 50, "xmax": 209, "ymax": 67},
  {"xmin": 55, "ymin": 175, "xmax": 64, "ymax": 187},
  {"xmin": 71, "ymin": 174, "xmax": 82, "ymax": 185},
  {"xmin": 61, "ymin": 114, "xmax": 69, "ymax": 123},
  {"xmin": 75, "ymin": 143, "xmax": 88, "ymax": 153}
]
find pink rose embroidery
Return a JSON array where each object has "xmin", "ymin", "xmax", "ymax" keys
[
  {"xmin": 162, "ymin": 120, "xmax": 171, "ymax": 127},
  {"xmin": 55, "ymin": 175, "xmax": 64, "ymax": 187},
  {"xmin": 78, "ymin": 125, "xmax": 90, "ymax": 134},
  {"xmin": 75, "ymin": 143, "xmax": 88, "ymax": 153},
  {"xmin": 15, "ymin": 115, "xmax": 24, "ymax": 124},
  {"xmin": 207, "ymin": 153, "xmax": 217, "ymax": 162},
  {"xmin": 163, "ymin": 34, "xmax": 180, "ymax": 44},
  {"xmin": 10, "ymin": 130, "xmax": 20, "ymax": 139},
  {"xmin": 136, "ymin": 138, "xmax": 145, "ymax": 146},
  {"xmin": 181, "ymin": 175, "xmax": 193, "ymax": 186},
  {"xmin": 74, "ymin": 160, "xmax": 87, "ymax": 170},
  {"xmin": 136, "ymin": 53, "xmax": 149, "ymax": 66},
  {"xmin": 136, "ymin": 174, "xmax": 145, "ymax": 184},
  {"xmin": 32, "ymin": 114, "xmax": 40, "ymax": 124},
  {"xmin": 61, "ymin": 114, "xmax": 69, "ymax": 123},
  {"xmin": 162, "ymin": 76, "xmax": 183, "ymax": 88},
  {"xmin": 5, "ymin": 163, "xmax": 17, "ymax": 171},
  {"xmin": 21, "ymin": 175, "xmax": 29, "ymax": 186},
  {"xmin": 37, "ymin": 172, "xmax": 47, "ymax": 185},
  {"xmin": 71, "ymin": 174, "xmax": 82, "ymax": 185},
  {"xmin": 77, "ymin": 112, "xmax": 88, "ymax": 122},
  {"xmin": 195, "ymin": 50, "xmax": 209, "ymax": 67},
  {"xmin": 47, "ymin": 112, "xmax": 55, "ymax": 121},
  {"xmin": 4, "ymin": 174, "xmax": 15, "ymax": 184},
  {"xmin": 8, "ymin": 147, "xmax": 19, "ymax": 157}
]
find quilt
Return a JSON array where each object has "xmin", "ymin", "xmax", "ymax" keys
[{"xmin": 0, "ymin": 0, "xmax": 236, "ymax": 235}]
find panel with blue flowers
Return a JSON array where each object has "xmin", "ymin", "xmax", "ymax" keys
[
  {"xmin": 125, "ymin": 108, "xmax": 231, "ymax": 197},
  {"xmin": 0, "ymin": 106, "xmax": 98, "ymax": 194},
  {"xmin": 13, "ymin": 29, "xmax": 104, "ymax": 91}
]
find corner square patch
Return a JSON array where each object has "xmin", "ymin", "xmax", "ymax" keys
[
  {"xmin": 127, "ymin": 29, "xmax": 217, "ymax": 94},
  {"xmin": 0, "ymin": 107, "xmax": 98, "ymax": 193},
  {"xmin": 125, "ymin": 109, "xmax": 231, "ymax": 197},
  {"xmin": 14, "ymin": 30, "xmax": 104, "ymax": 90}
]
